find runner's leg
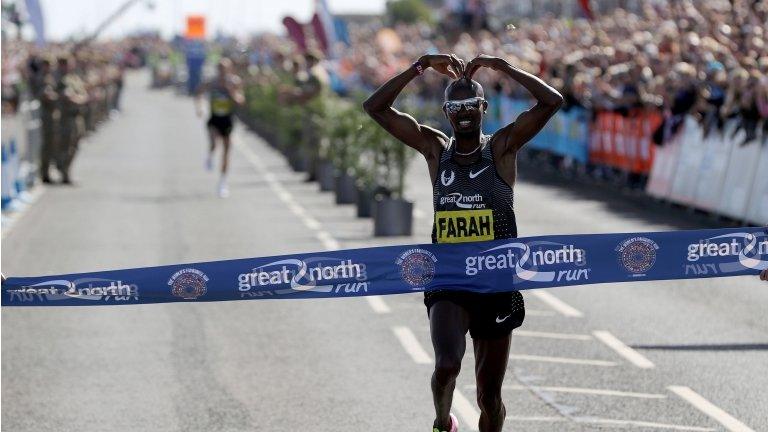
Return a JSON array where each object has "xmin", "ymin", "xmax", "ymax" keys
[
  {"xmin": 206, "ymin": 125, "xmax": 217, "ymax": 170},
  {"xmin": 473, "ymin": 335, "xmax": 511, "ymax": 432},
  {"xmin": 217, "ymin": 130, "xmax": 231, "ymax": 197},
  {"xmin": 220, "ymin": 134, "xmax": 231, "ymax": 175},
  {"xmin": 429, "ymin": 300, "xmax": 470, "ymax": 430}
]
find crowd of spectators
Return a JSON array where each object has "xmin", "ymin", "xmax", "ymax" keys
[
  {"xmin": 311, "ymin": 0, "xmax": 768, "ymax": 144},
  {"xmin": 1, "ymin": 36, "xmax": 164, "ymax": 183},
  {"xmin": 2, "ymin": 38, "xmax": 146, "ymax": 115}
]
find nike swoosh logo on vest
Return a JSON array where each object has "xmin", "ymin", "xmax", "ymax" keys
[{"xmin": 469, "ymin": 166, "xmax": 489, "ymax": 179}]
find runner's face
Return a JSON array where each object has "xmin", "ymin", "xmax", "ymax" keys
[{"xmin": 444, "ymin": 86, "xmax": 485, "ymax": 134}]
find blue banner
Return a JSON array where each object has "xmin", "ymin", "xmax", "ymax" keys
[
  {"xmin": 3, "ymin": 228, "xmax": 767, "ymax": 306},
  {"xmin": 530, "ymin": 106, "xmax": 590, "ymax": 162},
  {"xmin": 25, "ymin": 0, "xmax": 46, "ymax": 47},
  {"xmin": 490, "ymin": 97, "xmax": 589, "ymax": 162},
  {"xmin": 185, "ymin": 40, "xmax": 206, "ymax": 95},
  {"xmin": 555, "ymin": 107, "xmax": 590, "ymax": 163}
]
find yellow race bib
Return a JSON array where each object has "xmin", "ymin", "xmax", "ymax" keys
[
  {"xmin": 435, "ymin": 209, "xmax": 494, "ymax": 243},
  {"xmin": 211, "ymin": 98, "xmax": 233, "ymax": 116}
]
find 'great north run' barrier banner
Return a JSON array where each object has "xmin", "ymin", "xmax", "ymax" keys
[{"xmin": 3, "ymin": 227, "xmax": 767, "ymax": 306}]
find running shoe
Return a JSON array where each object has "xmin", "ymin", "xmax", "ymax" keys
[
  {"xmin": 432, "ymin": 413, "xmax": 458, "ymax": 432},
  {"xmin": 217, "ymin": 179, "xmax": 229, "ymax": 198}
]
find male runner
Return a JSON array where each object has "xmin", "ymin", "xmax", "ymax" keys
[
  {"xmin": 363, "ymin": 53, "xmax": 563, "ymax": 432},
  {"xmin": 195, "ymin": 58, "xmax": 244, "ymax": 197}
]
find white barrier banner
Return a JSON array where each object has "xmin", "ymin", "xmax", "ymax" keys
[
  {"xmin": 745, "ymin": 141, "xmax": 768, "ymax": 224},
  {"xmin": 669, "ymin": 116, "xmax": 706, "ymax": 206},
  {"xmin": 646, "ymin": 121, "xmax": 682, "ymax": 200},
  {"xmin": 716, "ymin": 126, "xmax": 762, "ymax": 220},
  {"xmin": 693, "ymin": 123, "xmax": 734, "ymax": 212}
]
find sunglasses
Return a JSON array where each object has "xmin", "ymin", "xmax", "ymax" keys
[{"xmin": 443, "ymin": 97, "xmax": 485, "ymax": 114}]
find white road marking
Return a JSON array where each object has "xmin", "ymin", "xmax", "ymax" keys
[
  {"xmin": 506, "ymin": 415, "xmax": 565, "ymax": 423},
  {"xmin": 452, "ymin": 389, "xmax": 480, "ymax": 431},
  {"xmin": 286, "ymin": 202, "xmax": 305, "ymax": 217},
  {"xmin": 509, "ymin": 354, "xmax": 617, "ymax": 367},
  {"xmin": 366, "ymin": 296, "xmax": 391, "ymax": 314},
  {"xmin": 533, "ymin": 386, "xmax": 665, "ymax": 399},
  {"xmin": 505, "ymin": 415, "xmax": 714, "ymax": 431},
  {"xmin": 514, "ymin": 330, "xmax": 592, "ymax": 340},
  {"xmin": 262, "ymin": 171, "xmax": 277, "ymax": 182},
  {"xmin": 315, "ymin": 231, "xmax": 340, "ymax": 251},
  {"xmin": 275, "ymin": 189, "xmax": 293, "ymax": 202},
  {"xmin": 236, "ymin": 140, "xmax": 340, "ymax": 252},
  {"xmin": 522, "ymin": 309, "xmax": 555, "ymax": 317},
  {"xmin": 466, "ymin": 384, "xmax": 665, "ymax": 399},
  {"xmin": 302, "ymin": 216, "xmax": 321, "ymax": 230},
  {"xmin": 668, "ymin": 386, "xmax": 755, "ymax": 432},
  {"xmin": 593, "ymin": 330, "xmax": 655, "ymax": 369},
  {"xmin": 576, "ymin": 417, "xmax": 715, "ymax": 431},
  {"xmin": 530, "ymin": 291, "xmax": 583, "ymax": 317},
  {"xmin": 392, "ymin": 326, "xmax": 433, "ymax": 364},
  {"xmin": 510, "ymin": 369, "xmax": 711, "ymax": 431}
]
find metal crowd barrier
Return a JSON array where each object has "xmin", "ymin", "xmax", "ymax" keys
[
  {"xmin": 484, "ymin": 96, "xmax": 766, "ymax": 225},
  {"xmin": 646, "ymin": 116, "xmax": 767, "ymax": 225},
  {"xmin": 1, "ymin": 97, "xmax": 42, "ymax": 211}
]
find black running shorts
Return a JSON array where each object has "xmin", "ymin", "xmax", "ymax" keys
[
  {"xmin": 425, "ymin": 289, "xmax": 525, "ymax": 339},
  {"xmin": 207, "ymin": 114, "xmax": 233, "ymax": 137}
]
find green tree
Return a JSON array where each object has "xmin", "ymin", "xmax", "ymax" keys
[{"xmin": 386, "ymin": 0, "xmax": 433, "ymax": 25}]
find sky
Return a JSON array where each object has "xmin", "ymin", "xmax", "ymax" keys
[{"xmin": 35, "ymin": 0, "xmax": 387, "ymax": 41}]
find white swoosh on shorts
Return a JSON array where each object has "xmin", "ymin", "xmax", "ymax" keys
[
  {"xmin": 469, "ymin": 166, "xmax": 489, "ymax": 179},
  {"xmin": 495, "ymin": 314, "xmax": 510, "ymax": 323}
]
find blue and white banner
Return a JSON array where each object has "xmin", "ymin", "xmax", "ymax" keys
[
  {"xmin": 3, "ymin": 227, "xmax": 767, "ymax": 306},
  {"xmin": 24, "ymin": 0, "xmax": 46, "ymax": 47}
]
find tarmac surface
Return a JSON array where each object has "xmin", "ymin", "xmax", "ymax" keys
[{"xmin": 2, "ymin": 71, "xmax": 766, "ymax": 431}]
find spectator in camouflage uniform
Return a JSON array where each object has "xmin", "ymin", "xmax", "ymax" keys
[
  {"xmin": 55, "ymin": 56, "xmax": 88, "ymax": 184},
  {"xmin": 28, "ymin": 57, "xmax": 60, "ymax": 183}
]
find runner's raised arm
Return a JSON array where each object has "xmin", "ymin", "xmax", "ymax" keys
[
  {"xmin": 465, "ymin": 54, "xmax": 563, "ymax": 154},
  {"xmin": 362, "ymin": 54, "xmax": 464, "ymax": 158},
  {"xmin": 226, "ymin": 76, "xmax": 245, "ymax": 106}
]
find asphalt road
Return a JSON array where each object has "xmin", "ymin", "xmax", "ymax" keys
[{"xmin": 2, "ymin": 71, "xmax": 766, "ymax": 432}]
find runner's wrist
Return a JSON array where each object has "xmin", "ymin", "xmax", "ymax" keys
[
  {"xmin": 490, "ymin": 57, "xmax": 508, "ymax": 71},
  {"xmin": 413, "ymin": 57, "xmax": 427, "ymax": 76}
]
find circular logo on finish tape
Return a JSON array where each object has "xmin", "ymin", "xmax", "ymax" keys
[
  {"xmin": 616, "ymin": 237, "xmax": 659, "ymax": 275},
  {"xmin": 396, "ymin": 248, "xmax": 437, "ymax": 288},
  {"xmin": 168, "ymin": 268, "xmax": 209, "ymax": 300}
]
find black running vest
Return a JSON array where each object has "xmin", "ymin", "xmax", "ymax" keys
[{"xmin": 432, "ymin": 135, "xmax": 518, "ymax": 244}]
